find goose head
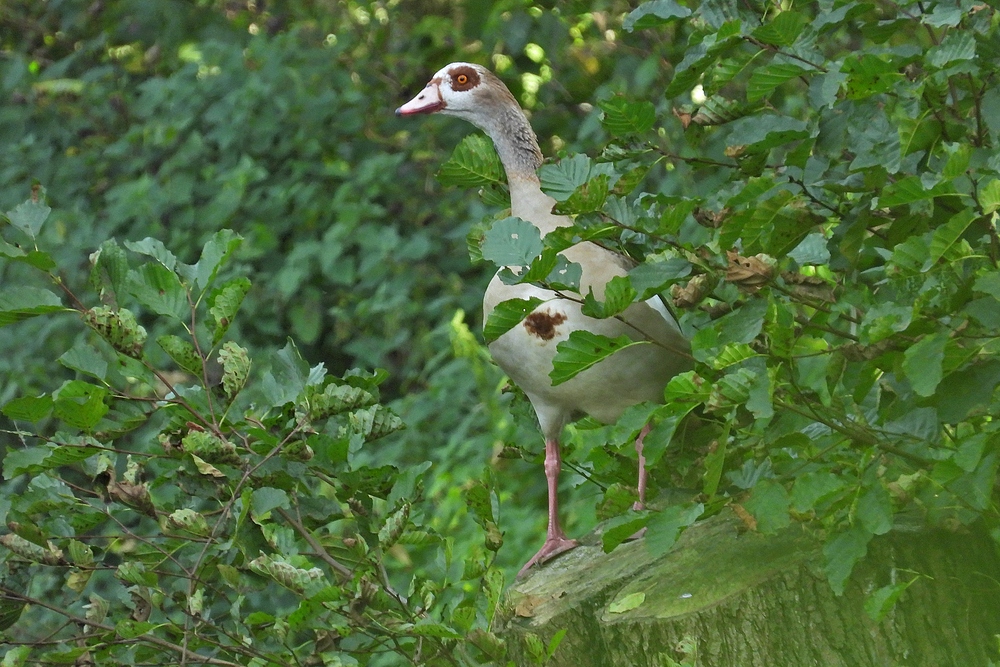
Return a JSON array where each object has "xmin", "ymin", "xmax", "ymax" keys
[{"xmin": 395, "ymin": 62, "xmax": 519, "ymax": 130}]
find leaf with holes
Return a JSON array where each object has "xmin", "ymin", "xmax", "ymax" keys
[
  {"xmin": 481, "ymin": 216, "xmax": 543, "ymax": 267},
  {"xmin": 550, "ymin": 331, "xmax": 644, "ymax": 386},
  {"xmin": 209, "ymin": 276, "xmax": 251, "ymax": 345}
]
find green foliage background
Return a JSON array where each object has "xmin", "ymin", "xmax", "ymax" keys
[{"xmin": 2, "ymin": 0, "xmax": 1000, "ymax": 664}]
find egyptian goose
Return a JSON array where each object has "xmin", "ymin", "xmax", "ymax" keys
[{"xmin": 397, "ymin": 63, "xmax": 691, "ymax": 575}]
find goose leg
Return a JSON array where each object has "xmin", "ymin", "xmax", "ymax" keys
[
  {"xmin": 629, "ymin": 424, "xmax": 652, "ymax": 541},
  {"xmin": 633, "ymin": 424, "xmax": 651, "ymax": 511},
  {"xmin": 518, "ymin": 438, "xmax": 578, "ymax": 576}
]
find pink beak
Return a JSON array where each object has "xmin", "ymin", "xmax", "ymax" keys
[{"xmin": 396, "ymin": 82, "xmax": 445, "ymax": 116}]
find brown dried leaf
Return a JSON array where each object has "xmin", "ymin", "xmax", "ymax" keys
[{"xmin": 725, "ymin": 251, "xmax": 775, "ymax": 291}]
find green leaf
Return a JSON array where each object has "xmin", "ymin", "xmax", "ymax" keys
[
  {"xmin": 878, "ymin": 175, "xmax": 953, "ymax": 207},
  {"xmin": 5, "ymin": 199, "xmax": 51, "ymax": 238},
  {"xmin": 857, "ymin": 483, "xmax": 893, "ymax": 536},
  {"xmin": 539, "ymin": 154, "xmax": 610, "ymax": 201},
  {"xmin": 581, "ymin": 275, "xmax": 638, "ymax": 319},
  {"xmin": 599, "ymin": 97, "xmax": 656, "ymax": 137},
  {"xmin": 158, "ymin": 335, "xmax": 204, "ymax": 376},
  {"xmin": 902, "ymin": 332, "xmax": 948, "ymax": 397},
  {"xmin": 251, "ymin": 487, "xmax": 290, "ymax": 520},
  {"xmin": 193, "ymin": 229, "xmax": 242, "ymax": 291},
  {"xmin": 261, "ymin": 340, "xmax": 310, "ymax": 407},
  {"xmin": 483, "ymin": 297, "xmax": 544, "ymax": 343},
  {"xmin": 550, "ymin": 331, "xmax": 645, "ymax": 386},
  {"xmin": 553, "ymin": 173, "xmax": 610, "ymax": 215},
  {"xmin": 124, "ymin": 237, "xmax": 178, "ymax": 272},
  {"xmin": 980, "ymin": 179, "xmax": 1000, "ymax": 215},
  {"xmin": 601, "ymin": 512, "xmax": 650, "ymax": 552},
  {"xmin": 53, "ymin": 381, "xmax": 109, "ymax": 431},
  {"xmin": 865, "ymin": 579, "xmax": 918, "ymax": 622},
  {"xmin": 929, "ymin": 209, "xmax": 976, "ymax": 265},
  {"xmin": 927, "ymin": 31, "xmax": 976, "ymax": 68},
  {"xmin": 58, "ymin": 342, "xmax": 109, "ymax": 381},
  {"xmin": 747, "ymin": 63, "xmax": 807, "ymax": 102},
  {"xmin": 89, "ymin": 239, "xmax": 130, "ymax": 303},
  {"xmin": 0, "ymin": 287, "xmax": 67, "ymax": 326},
  {"xmin": 743, "ymin": 479, "xmax": 790, "ymax": 533},
  {"xmin": 218, "ymin": 341, "xmax": 250, "ymax": 398},
  {"xmin": 623, "ymin": 0, "xmax": 691, "ymax": 31},
  {"xmin": 481, "ymin": 216, "xmax": 543, "ymax": 267},
  {"xmin": 645, "ymin": 502, "xmax": 703, "ymax": 557},
  {"xmin": 208, "ymin": 276, "xmax": 251, "ymax": 345},
  {"xmin": 791, "ymin": 471, "xmax": 846, "ymax": 512},
  {"xmin": 725, "ymin": 114, "xmax": 810, "ymax": 153},
  {"xmin": 2, "ymin": 394, "xmax": 53, "ymax": 422},
  {"xmin": 823, "ymin": 525, "xmax": 872, "ymax": 595},
  {"xmin": 437, "ymin": 134, "xmax": 505, "ymax": 187},
  {"xmin": 628, "ymin": 258, "xmax": 691, "ymax": 299},
  {"xmin": 127, "ymin": 263, "xmax": 188, "ymax": 318},
  {"xmin": 608, "ymin": 591, "xmax": 645, "ymax": 613},
  {"xmin": 752, "ymin": 11, "xmax": 807, "ymax": 47}
]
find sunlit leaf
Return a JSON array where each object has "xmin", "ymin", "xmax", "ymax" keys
[{"xmin": 550, "ymin": 331, "xmax": 645, "ymax": 386}]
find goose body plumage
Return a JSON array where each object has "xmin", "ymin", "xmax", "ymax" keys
[{"xmin": 398, "ymin": 63, "xmax": 691, "ymax": 574}]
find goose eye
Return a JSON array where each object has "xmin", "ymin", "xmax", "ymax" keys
[{"xmin": 456, "ymin": 74, "xmax": 468, "ymax": 85}]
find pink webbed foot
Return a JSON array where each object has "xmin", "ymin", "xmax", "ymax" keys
[{"xmin": 518, "ymin": 534, "xmax": 579, "ymax": 577}]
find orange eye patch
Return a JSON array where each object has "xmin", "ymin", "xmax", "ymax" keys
[{"xmin": 456, "ymin": 74, "xmax": 468, "ymax": 85}]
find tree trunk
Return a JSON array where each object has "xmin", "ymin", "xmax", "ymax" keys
[{"xmin": 498, "ymin": 512, "xmax": 1000, "ymax": 666}]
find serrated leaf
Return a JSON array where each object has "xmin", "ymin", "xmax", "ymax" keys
[
  {"xmin": 2, "ymin": 394, "xmax": 54, "ymax": 422},
  {"xmin": 624, "ymin": 0, "xmax": 691, "ymax": 31},
  {"xmin": 791, "ymin": 471, "xmax": 846, "ymax": 512},
  {"xmin": 857, "ymin": 483, "xmax": 893, "ymax": 535},
  {"xmin": 53, "ymin": 381, "xmax": 108, "ymax": 431},
  {"xmin": 539, "ymin": 154, "xmax": 611, "ymax": 201},
  {"xmin": 124, "ymin": 237, "xmax": 178, "ymax": 271},
  {"xmin": 747, "ymin": 63, "xmax": 808, "ymax": 102},
  {"xmin": 0, "ymin": 287, "xmax": 67, "ymax": 326},
  {"xmin": 929, "ymin": 209, "xmax": 976, "ymax": 265},
  {"xmin": 437, "ymin": 134, "xmax": 505, "ymax": 187},
  {"xmin": 553, "ymin": 173, "xmax": 610, "ymax": 215},
  {"xmin": 646, "ymin": 502, "xmax": 703, "ymax": 557},
  {"xmin": 193, "ymin": 229, "xmax": 241, "ymax": 291},
  {"xmin": 127, "ymin": 263, "xmax": 188, "ymax": 318},
  {"xmin": 980, "ymin": 179, "xmax": 1000, "ymax": 215},
  {"xmin": 752, "ymin": 11, "xmax": 807, "ymax": 47},
  {"xmin": 581, "ymin": 276, "xmax": 638, "ymax": 319},
  {"xmin": 481, "ymin": 216, "xmax": 543, "ymax": 267},
  {"xmin": 601, "ymin": 512, "xmax": 650, "ymax": 552},
  {"xmin": 157, "ymin": 335, "xmax": 203, "ymax": 376},
  {"xmin": 823, "ymin": 525, "xmax": 872, "ymax": 595},
  {"xmin": 878, "ymin": 176, "xmax": 952, "ymax": 207},
  {"xmin": 865, "ymin": 579, "xmax": 918, "ymax": 622},
  {"xmin": 599, "ymin": 97, "xmax": 656, "ymax": 137},
  {"xmin": 551, "ymin": 331, "xmax": 645, "ymax": 386},
  {"xmin": 208, "ymin": 276, "xmax": 251, "ymax": 345},
  {"xmin": 5, "ymin": 199, "xmax": 51, "ymax": 238},
  {"xmin": 743, "ymin": 479, "xmax": 790, "ymax": 533},
  {"xmin": 726, "ymin": 114, "xmax": 810, "ymax": 152},
  {"xmin": 608, "ymin": 592, "xmax": 645, "ymax": 613},
  {"xmin": 484, "ymin": 297, "xmax": 544, "ymax": 343},
  {"xmin": 902, "ymin": 332, "xmax": 948, "ymax": 397},
  {"xmin": 89, "ymin": 239, "xmax": 130, "ymax": 304},
  {"xmin": 218, "ymin": 341, "xmax": 250, "ymax": 398},
  {"xmin": 927, "ymin": 31, "xmax": 976, "ymax": 68},
  {"xmin": 58, "ymin": 342, "xmax": 109, "ymax": 381},
  {"xmin": 348, "ymin": 405, "xmax": 403, "ymax": 441},
  {"xmin": 629, "ymin": 258, "xmax": 692, "ymax": 299},
  {"xmin": 712, "ymin": 343, "xmax": 759, "ymax": 369}
]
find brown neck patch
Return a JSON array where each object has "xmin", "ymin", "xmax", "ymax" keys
[{"xmin": 448, "ymin": 65, "xmax": 480, "ymax": 92}]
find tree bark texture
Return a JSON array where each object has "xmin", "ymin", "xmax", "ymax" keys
[{"xmin": 499, "ymin": 512, "xmax": 1000, "ymax": 666}]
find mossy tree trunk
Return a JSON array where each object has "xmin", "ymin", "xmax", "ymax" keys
[{"xmin": 498, "ymin": 512, "xmax": 1000, "ymax": 666}]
